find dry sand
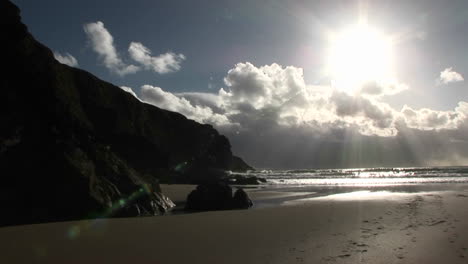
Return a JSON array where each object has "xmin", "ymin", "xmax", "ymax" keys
[{"xmin": 2, "ymin": 185, "xmax": 468, "ymax": 263}]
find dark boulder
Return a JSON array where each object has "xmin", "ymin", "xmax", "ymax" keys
[
  {"xmin": 232, "ymin": 188, "xmax": 253, "ymax": 209},
  {"xmin": 185, "ymin": 183, "xmax": 233, "ymax": 211},
  {"xmin": 185, "ymin": 183, "xmax": 253, "ymax": 211}
]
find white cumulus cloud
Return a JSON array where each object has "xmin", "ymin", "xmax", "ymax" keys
[
  {"xmin": 439, "ymin": 67, "xmax": 464, "ymax": 84},
  {"xmin": 140, "ymin": 85, "xmax": 230, "ymax": 126},
  {"xmin": 401, "ymin": 105, "xmax": 464, "ymax": 130},
  {"xmin": 83, "ymin": 21, "xmax": 140, "ymax": 76},
  {"xmin": 135, "ymin": 63, "xmax": 402, "ymax": 137},
  {"xmin": 124, "ymin": 62, "xmax": 468, "ymax": 168},
  {"xmin": 222, "ymin": 62, "xmax": 306, "ymax": 109},
  {"xmin": 53, "ymin": 51, "xmax": 79, "ymax": 67},
  {"xmin": 358, "ymin": 80, "xmax": 408, "ymax": 97},
  {"xmin": 128, "ymin": 42, "xmax": 185, "ymax": 74}
]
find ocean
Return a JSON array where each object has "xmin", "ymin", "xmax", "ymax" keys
[
  {"xmin": 234, "ymin": 166, "xmax": 468, "ymax": 187},
  {"xmin": 228, "ymin": 166, "xmax": 468, "ymax": 209}
]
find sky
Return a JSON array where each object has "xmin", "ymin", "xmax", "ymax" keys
[{"xmin": 13, "ymin": 0, "xmax": 468, "ymax": 168}]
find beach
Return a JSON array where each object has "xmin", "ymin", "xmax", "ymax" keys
[
  {"xmin": 4, "ymin": 0, "xmax": 468, "ymax": 262},
  {"xmin": 1, "ymin": 184, "xmax": 468, "ymax": 263}
]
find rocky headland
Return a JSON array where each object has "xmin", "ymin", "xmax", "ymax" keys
[{"xmin": 0, "ymin": 0, "xmax": 252, "ymax": 226}]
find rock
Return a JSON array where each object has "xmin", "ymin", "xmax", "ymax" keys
[
  {"xmin": 185, "ymin": 182, "xmax": 233, "ymax": 211},
  {"xmin": 232, "ymin": 188, "xmax": 253, "ymax": 209},
  {"xmin": 185, "ymin": 183, "xmax": 253, "ymax": 211},
  {"xmin": 0, "ymin": 0, "xmax": 252, "ymax": 226}
]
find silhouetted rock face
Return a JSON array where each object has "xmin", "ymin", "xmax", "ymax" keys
[
  {"xmin": 0, "ymin": 0, "xmax": 251, "ymax": 226},
  {"xmin": 229, "ymin": 156, "xmax": 254, "ymax": 172},
  {"xmin": 185, "ymin": 184, "xmax": 253, "ymax": 211}
]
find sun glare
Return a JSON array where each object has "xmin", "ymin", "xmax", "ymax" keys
[{"xmin": 327, "ymin": 23, "xmax": 394, "ymax": 93}]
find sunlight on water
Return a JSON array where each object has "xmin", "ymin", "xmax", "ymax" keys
[
  {"xmin": 232, "ymin": 167, "xmax": 468, "ymax": 187},
  {"xmin": 266, "ymin": 177, "xmax": 468, "ymax": 186}
]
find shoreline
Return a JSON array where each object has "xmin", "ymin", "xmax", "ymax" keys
[{"xmin": 161, "ymin": 182, "xmax": 468, "ymax": 211}]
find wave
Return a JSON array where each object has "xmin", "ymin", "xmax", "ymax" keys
[{"xmin": 232, "ymin": 166, "xmax": 468, "ymax": 186}]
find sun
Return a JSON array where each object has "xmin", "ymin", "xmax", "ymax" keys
[{"xmin": 327, "ymin": 23, "xmax": 394, "ymax": 93}]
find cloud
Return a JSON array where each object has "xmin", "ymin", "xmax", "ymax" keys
[
  {"xmin": 330, "ymin": 90, "xmax": 396, "ymax": 136},
  {"xmin": 127, "ymin": 62, "xmax": 468, "ymax": 168},
  {"xmin": 134, "ymin": 62, "xmax": 403, "ymax": 140},
  {"xmin": 53, "ymin": 51, "xmax": 79, "ymax": 67},
  {"xmin": 140, "ymin": 85, "xmax": 230, "ymax": 126},
  {"xmin": 119, "ymin": 86, "xmax": 138, "ymax": 99},
  {"xmin": 401, "ymin": 104, "xmax": 465, "ymax": 130},
  {"xmin": 128, "ymin": 42, "xmax": 185, "ymax": 74},
  {"xmin": 222, "ymin": 62, "xmax": 306, "ymax": 109},
  {"xmin": 439, "ymin": 67, "xmax": 464, "ymax": 84},
  {"xmin": 358, "ymin": 80, "xmax": 408, "ymax": 96},
  {"xmin": 219, "ymin": 63, "xmax": 401, "ymax": 136},
  {"xmin": 83, "ymin": 21, "xmax": 140, "ymax": 76},
  {"xmin": 176, "ymin": 92, "xmax": 225, "ymax": 114}
]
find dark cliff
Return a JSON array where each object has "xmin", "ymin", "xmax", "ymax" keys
[{"xmin": 0, "ymin": 0, "xmax": 251, "ymax": 226}]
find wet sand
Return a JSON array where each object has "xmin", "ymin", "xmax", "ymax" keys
[{"xmin": 1, "ymin": 185, "xmax": 468, "ymax": 263}]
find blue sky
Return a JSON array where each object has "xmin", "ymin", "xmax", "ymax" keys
[
  {"xmin": 16, "ymin": 0, "xmax": 318, "ymax": 93},
  {"xmin": 13, "ymin": 0, "xmax": 468, "ymax": 168},
  {"xmin": 15, "ymin": 0, "xmax": 468, "ymax": 109}
]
